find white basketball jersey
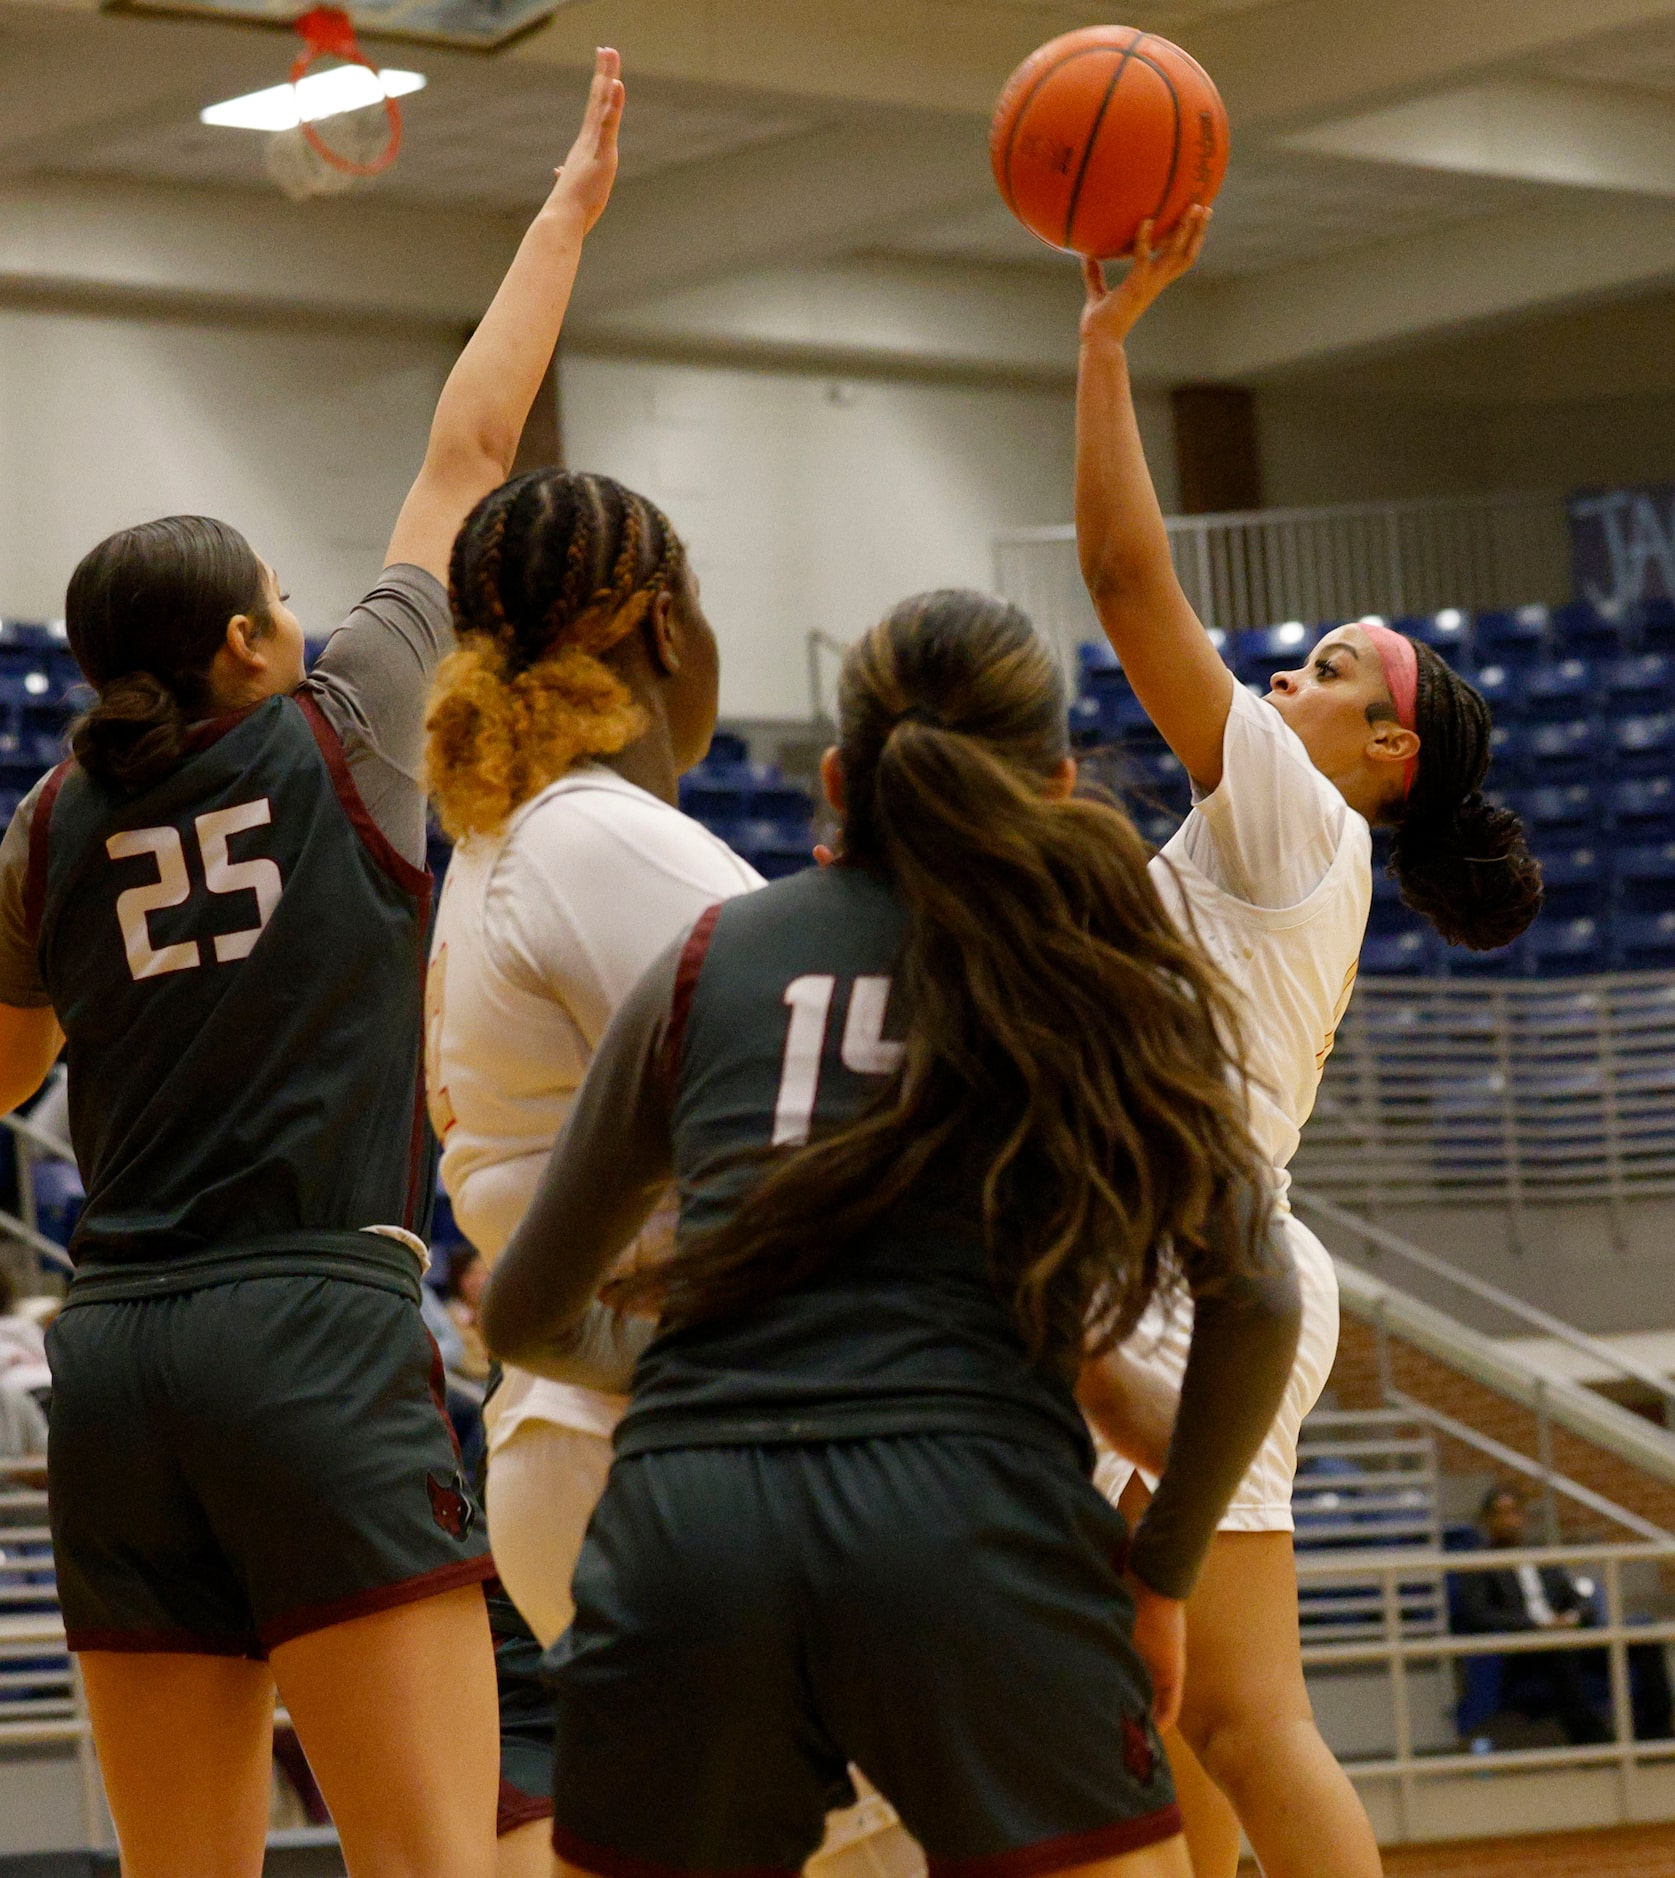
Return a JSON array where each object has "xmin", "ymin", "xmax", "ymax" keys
[{"xmin": 426, "ymin": 765, "xmax": 762, "ymax": 1445}]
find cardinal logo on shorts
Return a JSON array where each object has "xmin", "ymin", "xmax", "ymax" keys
[
  {"xmin": 1122, "ymin": 1712, "xmax": 1155, "ymax": 1787},
  {"xmin": 428, "ymin": 1471, "xmax": 473, "ymax": 1539}
]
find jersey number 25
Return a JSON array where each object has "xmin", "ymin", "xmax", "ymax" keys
[{"xmin": 106, "ymin": 800, "xmax": 283, "ymax": 981}]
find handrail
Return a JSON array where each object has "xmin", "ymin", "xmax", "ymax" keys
[
  {"xmin": 1294, "ymin": 1186, "xmax": 1675, "ymax": 1411},
  {"xmin": 1329, "ymin": 1254, "xmax": 1675, "ymax": 1496}
]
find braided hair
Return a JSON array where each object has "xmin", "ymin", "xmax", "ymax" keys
[
  {"xmin": 426, "ymin": 470, "xmax": 688, "ymax": 839},
  {"xmin": 1385, "ymin": 640, "xmax": 1543, "ymax": 951}
]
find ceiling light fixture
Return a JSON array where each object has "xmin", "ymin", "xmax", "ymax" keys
[{"xmin": 201, "ymin": 66, "xmax": 425, "ymax": 134}]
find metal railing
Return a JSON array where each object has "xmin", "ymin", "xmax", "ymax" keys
[
  {"xmin": 1302, "ymin": 1539, "xmax": 1675, "ymax": 1841},
  {"xmin": 993, "ymin": 489, "xmax": 1571, "ymax": 668},
  {"xmin": 1293, "ymin": 975, "xmax": 1675, "ymax": 1211},
  {"xmin": 1, "ymin": 1107, "xmax": 74, "ymax": 1282}
]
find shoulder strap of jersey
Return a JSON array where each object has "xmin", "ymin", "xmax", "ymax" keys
[
  {"xmin": 24, "ymin": 759, "xmax": 75, "ymax": 944},
  {"xmin": 294, "ymin": 692, "xmax": 430, "ymax": 906},
  {"xmin": 661, "ymin": 901, "xmax": 724, "ymax": 1096}
]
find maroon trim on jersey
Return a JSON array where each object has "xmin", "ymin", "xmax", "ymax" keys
[
  {"xmin": 499, "ymin": 1779, "xmax": 555, "ymax": 1838},
  {"xmin": 181, "ymin": 701, "xmax": 263, "ymax": 754},
  {"xmin": 661, "ymin": 901, "xmax": 724, "ymax": 1097},
  {"xmin": 257, "ymin": 1554, "xmax": 496, "ymax": 1652},
  {"xmin": 552, "ymin": 1823, "xmax": 797, "ymax": 1878},
  {"xmin": 65, "ymin": 1624, "xmax": 261, "ymax": 1659},
  {"xmin": 294, "ymin": 691, "xmax": 432, "ymax": 904},
  {"xmin": 22, "ymin": 759, "xmax": 74, "ymax": 945},
  {"xmin": 924, "ymin": 1808, "xmax": 1184, "ymax": 1878},
  {"xmin": 295, "ymin": 690, "xmax": 435, "ymax": 1229}
]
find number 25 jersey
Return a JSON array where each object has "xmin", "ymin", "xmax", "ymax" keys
[{"xmin": 27, "ymin": 693, "xmax": 432, "ymax": 1268}]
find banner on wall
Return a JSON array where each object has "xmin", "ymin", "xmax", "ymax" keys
[{"xmin": 1569, "ymin": 485, "xmax": 1675, "ymax": 608}]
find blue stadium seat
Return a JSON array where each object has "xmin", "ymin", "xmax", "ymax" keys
[
  {"xmin": 1512, "ymin": 783, "xmax": 1596, "ymax": 841},
  {"xmin": 1361, "ymin": 928, "xmax": 1438, "ymax": 975},
  {"xmin": 1474, "ymin": 605, "xmax": 1550, "ymax": 667},
  {"xmin": 1131, "ymin": 806, "xmax": 1183, "ymax": 848},
  {"xmin": 1615, "ymin": 911, "xmax": 1675, "ymax": 971},
  {"xmin": 1233, "ymin": 621, "xmax": 1318, "ymax": 688},
  {"xmin": 679, "ymin": 780, "xmax": 748, "ymax": 839},
  {"xmin": 1471, "ymin": 662, "xmax": 1522, "ymax": 718},
  {"xmin": 1078, "ymin": 639, "xmax": 1120, "ymax": 675},
  {"xmin": 1446, "ymin": 937, "xmax": 1526, "ymax": 977},
  {"xmin": 1521, "ymin": 658, "xmax": 1596, "ymax": 721},
  {"xmin": 744, "ymin": 844, "xmax": 815, "ymax": 882},
  {"xmin": 1612, "ymin": 713, "xmax": 1675, "ymax": 774},
  {"xmin": 706, "ymin": 731, "xmax": 751, "ymax": 769},
  {"xmin": 1068, "ymin": 695, "xmax": 1102, "ymax": 746},
  {"xmin": 1553, "ymin": 599, "xmax": 1631, "ymax": 660},
  {"xmin": 1524, "ymin": 717, "xmax": 1602, "ymax": 779},
  {"xmin": 0, "ymin": 619, "xmax": 60, "ymax": 651},
  {"xmin": 1534, "ymin": 843, "xmax": 1605, "ymax": 914},
  {"xmin": 1399, "ymin": 608, "xmax": 1473, "ymax": 666},
  {"xmin": 1487, "ymin": 721, "xmax": 1530, "ymax": 782},
  {"xmin": 1638, "ymin": 597, "xmax": 1675, "ymax": 653},
  {"xmin": 1606, "ymin": 654, "xmax": 1674, "ymax": 716},
  {"xmin": 749, "ymin": 785, "xmax": 814, "ymax": 834},
  {"xmin": 1526, "ymin": 915, "xmax": 1607, "ymax": 976},
  {"xmin": 1611, "ymin": 776, "xmax": 1675, "ymax": 839},
  {"xmin": 1614, "ymin": 840, "xmax": 1675, "ymax": 911}
]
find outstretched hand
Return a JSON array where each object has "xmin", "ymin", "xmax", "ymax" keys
[
  {"xmin": 1080, "ymin": 205, "xmax": 1211, "ymax": 349},
  {"xmin": 552, "ymin": 47, "xmax": 626, "ymax": 232}
]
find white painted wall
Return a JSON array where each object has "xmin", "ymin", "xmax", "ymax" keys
[
  {"xmin": 0, "ymin": 301, "xmax": 455, "ymax": 635},
  {"xmin": 561, "ymin": 353, "xmax": 1176, "ymax": 720}
]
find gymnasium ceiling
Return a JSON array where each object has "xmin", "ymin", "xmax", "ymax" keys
[{"xmin": 5, "ymin": 0, "xmax": 1675, "ymax": 389}]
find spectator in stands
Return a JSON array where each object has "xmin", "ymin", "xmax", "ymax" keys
[
  {"xmin": 1454, "ymin": 1487, "xmax": 1609, "ymax": 1744},
  {"xmin": 0, "ymin": 1264, "xmax": 45, "ymax": 1381},
  {"xmin": 0, "ymin": 1266, "xmax": 47, "ymax": 1463},
  {"xmin": 446, "ymin": 1247, "xmax": 492, "ymax": 1382}
]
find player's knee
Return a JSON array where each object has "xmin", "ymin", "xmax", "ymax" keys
[{"xmin": 1184, "ymin": 1705, "xmax": 1319, "ymax": 1805}]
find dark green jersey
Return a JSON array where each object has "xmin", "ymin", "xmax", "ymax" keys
[
  {"xmin": 625, "ymin": 864, "xmax": 1093, "ymax": 1463},
  {"xmin": 29, "ymin": 693, "xmax": 432, "ymax": 1270}
]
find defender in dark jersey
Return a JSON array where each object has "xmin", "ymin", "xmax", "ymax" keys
[
  {"xmin": 0, "ymin": 53, "xmax": 626, "ymax": 1878},
  {"xmin": 485, "ymin": 592, "xmax": 1304, "ymax": 1878}
]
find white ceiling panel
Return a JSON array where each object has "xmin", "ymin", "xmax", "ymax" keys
[{"xmin": 874, "ymin": 149, "xmax": 1546, "ymax": 278}]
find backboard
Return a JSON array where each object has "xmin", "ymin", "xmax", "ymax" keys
[{"xmin": 110, "ymin": 0, "xmax": 573, "ymax": 52}]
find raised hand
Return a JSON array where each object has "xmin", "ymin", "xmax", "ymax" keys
[
  {"xmin": 1080, "ymin": 205, "xmax": 1211, "ymax": 349},
  {"xmin": 552, "ymin": 47, "xmax": 626, "ymax": 233}
]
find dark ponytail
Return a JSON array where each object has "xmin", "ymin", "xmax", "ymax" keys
[
  {"xmin": 1387, "ymin": 639, "xmax": 1543, "ymax": 951},
  {"xmin": 611, "ymin": 589, "xmax": 1274, "ymax": 1364},
  {"xmin": 66, "ymin": 516, "xmax": 266, "ymax": 793}
]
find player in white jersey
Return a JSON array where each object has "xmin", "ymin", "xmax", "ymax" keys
[
  {"xmin": 423, "ymin": 467, "xmax": 760, "ymax": 1873},
  {"xmin": 1073, "ymin": 209, "xmax": 1541, "ymax": 1878}
]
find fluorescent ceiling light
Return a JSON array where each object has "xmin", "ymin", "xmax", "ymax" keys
[{"xmin": 202, "ymin": 67, "xmax": 425, "ymax": 134}]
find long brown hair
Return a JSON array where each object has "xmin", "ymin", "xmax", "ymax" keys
[
  {"xmin": 427, "ymin": 470, "xmax": 686, "ymax": 840},
  {"xmin": 616, "ymin": 590, "xmax": 1273, "ymax": 1366}
]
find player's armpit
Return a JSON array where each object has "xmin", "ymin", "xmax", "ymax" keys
[{"xmin": 0, "ymin": 1004, "xmax": 62, "ymax": 1118}]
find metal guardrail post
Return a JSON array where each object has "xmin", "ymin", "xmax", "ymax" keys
[
  {"xmin": 1605, "ymin": 1554, "xmax": 1636, "ymax": 1819},
  {"xmin": 70, "ymin": 1657, "xmax": 106, "ymax": 1850},
  {"xmin": 1380, "ymin": 1562, "xmax": 1414, "ymax": 1838},
  {"xmin": 1535, "ymin": 1379, "xmax": 1561, "ymax": 1547}
]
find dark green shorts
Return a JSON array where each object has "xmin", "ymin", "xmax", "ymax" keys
[
  {"xmin": 47, "ymin": 1254, "xmax": 493, "ymax": 1657},
  {"xmin": 546, "ymin": 1434, "xmax": 1180, "ymax": 1878},
  {"xmin": 488, "ymin": 1578, "xmax": 556, "ymax": 1837}
]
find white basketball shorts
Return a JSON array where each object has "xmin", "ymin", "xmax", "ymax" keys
[{"xmin": 1093, "ymin": 1211, "xmax": 1340, "ymax": 1534}]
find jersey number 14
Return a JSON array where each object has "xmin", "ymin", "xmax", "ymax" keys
[
  {"xmin": 106, "ymin": 800, "xmax": 283, "ymax": 981},
  {"xmin": 773, "ymin": 973, "xmax": 904, "ymax": 1147}
]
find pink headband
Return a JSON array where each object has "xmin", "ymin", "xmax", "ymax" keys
[{"xmin": 1359, "ymin": 621, "xmax": 1419, "ymax": 800}]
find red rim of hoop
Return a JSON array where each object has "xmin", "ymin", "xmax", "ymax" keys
[{"xmin": 289, "ymin": 7, "xmax": 402, "ymax": 178}]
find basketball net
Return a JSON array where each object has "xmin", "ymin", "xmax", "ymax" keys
[{"xmin": 265, "ymin": 6, "xmax": 403, "ymax": 203}]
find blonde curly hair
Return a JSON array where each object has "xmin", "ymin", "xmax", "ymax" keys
[{"xmin": 426, "ymin": 470, "xmax": 686, "ymax": 841}]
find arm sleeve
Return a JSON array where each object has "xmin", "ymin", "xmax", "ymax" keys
[
  {"xmin": 1126, "ymin": 1204, "xmax": 1303, "ymax": 1600},
  {"xmin": 480, "ymin": 928, "xmax": 685, "ymax": 1385},
  {"xmin": 1182, "ymin": 685, "xmax": 1349, "ymax": 910},
  {"xmin": 0, "ymin": 781, "xmax": 50, "ymax": 1009},
  {"xmin": 300, "ymin": 564, "xmax": 453, "ymax": 870}
]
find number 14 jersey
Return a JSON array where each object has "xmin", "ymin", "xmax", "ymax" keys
[{"xmin": 26, "ymin": 693, "xmax": 432, "ymax": 1269}]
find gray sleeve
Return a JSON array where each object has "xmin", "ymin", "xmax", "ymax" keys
[
  {"xmin": 0, "ymin": 780, "xmax": 50, "ymax": 1009},
  {"xmin": 480, "ymin": 929, "xmax": 685, "ymax": 1384},
  {"xmin": 1127, "ymin": 1204, "xmax": 1303, "ymax": 1601},
  {"xmin": 301, "ymin": 564, "xmax": 454, "ymax": 869}
]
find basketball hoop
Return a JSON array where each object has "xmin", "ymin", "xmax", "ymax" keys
[{"xmin": 265, "ymin": 6, "xmax": 403, "ymax": 202}]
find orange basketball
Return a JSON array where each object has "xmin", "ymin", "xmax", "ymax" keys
[{"xmin": 990, "ymin": 26, "xmax": 1229, "ymax": 260}]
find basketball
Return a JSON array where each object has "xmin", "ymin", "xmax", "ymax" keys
[{"xmin": 990, "ymin": 26, "xmax": 1229, "ymax": 259}]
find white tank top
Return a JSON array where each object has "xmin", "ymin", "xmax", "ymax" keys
[
  {"xmin": 1149, "ymin": 683, "xmax": 1372, "ymax": 1197},
  {"xmin": 426, "ymin": 766, "xmax": 762, "ymax": 1447}
]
